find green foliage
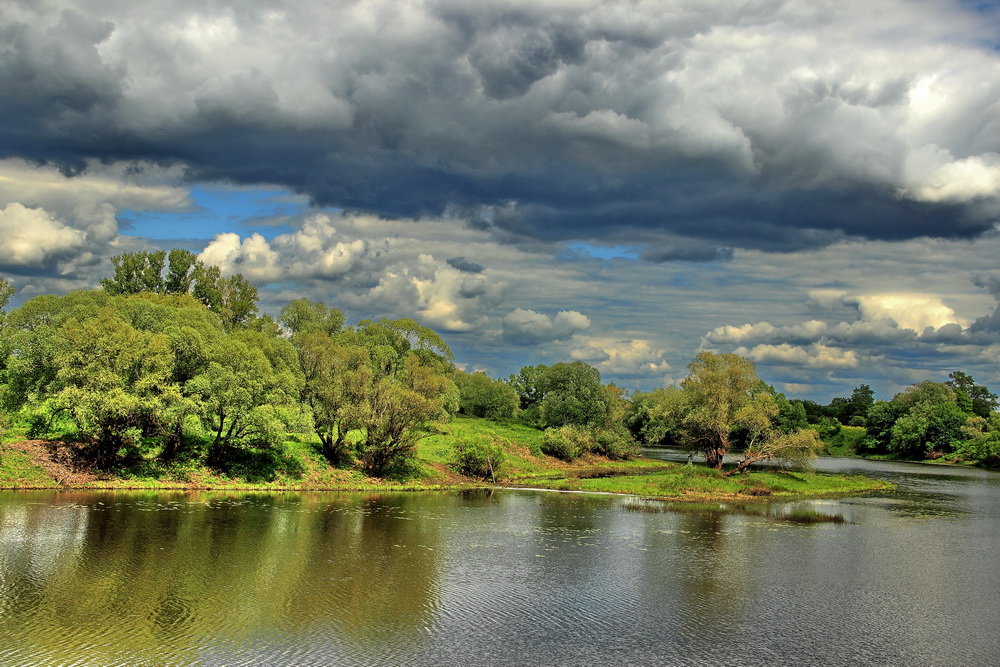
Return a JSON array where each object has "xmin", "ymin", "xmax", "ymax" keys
[
  {"xmin": 889, "ymin": 400, "xmax": 968, "ymax": 458},
  {"xmin": 353, "ymin": 343, "xmax": 457, "ymax": 477},
  {"xmin": 505, "ymin": 364, "xmax": 547, "ymax": 410},
  {"xmin": 846, "ymin": 385, "xmax": 876, "ymax": 422},
  {"xmin": 678, "ymin": 352, "xmax": 777, "ymax": 469},
  {"xmin": 861, "ymin": 400, "xmax": 902, "ymax": 453},
  {"xmin": 946, "ymin": 371, "xmax": 998, "ymax": 419},
  {"xmin": 633, "ymin": 387, "xmax": 688, "ymax": 445},
  {"xmin": 819, "ymin": 425, "xmax": 868, "ymax": 456},
  {"xmin": 100, "ymin": 250, "xmax": 169, "ymax": 295},
  {"xmin": 186, "ymin": 331, "xmax": 302, "ymax": 459},
  {"xmin": 454, "ymin": 371, "xmax": 520, "ymax": 421},
  {"xmin": 48, "ymin": 311, "xmax": 177, "ymax": 466},
  {"xmin": 453, "ymin": 436, "xmax": 506, "ymax": 480},
  {"xmin": 536, "ymin": 361, "xmax": 608, "ymax": 429},
  {"xmin": 952, "ymin": 423, "xmax": 1000, "ymax": 467},
  {"xmin": 817, "ymin": 416, "xmax": 842, "ymax": 439},
  {"xmin": 101, "ymin": 250, "xmax": 259, "ymax": 329},
  {"xmin": 280, "ymin": 298, "xmax": 344, "ymax": 335},
  {"xmin": 734, "ymin": 427, "xmax": 824, "ymax": 473},
  {"xmin": 541, "ymin": 424, "xmax": 594, "ymax": 461},
  {"xmin": 591, "ymin": 428, "xmax": 639, "ymax": 460},
  {"xmin": 295, "ymin": 332, "xmax": 370, "ymax": 465},
  {"xmin": 775, "ymin": 396, "xmax": 809, "ymax": 433},
  {"xmin": 0, "ymin": 278, "xmax": 14, "ymax": 312}
]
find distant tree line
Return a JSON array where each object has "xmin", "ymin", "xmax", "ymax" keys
[{"xmin": 744, "ymin": 373, "xmax": 999, "ymax": 466}]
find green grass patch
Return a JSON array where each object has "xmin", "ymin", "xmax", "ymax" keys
[
  {"xmin": 0, "ymin": 446, "xmax": 59, "ymax": 488},
  {"xmin": 517, "ymin": 462, "xmax": 892, "ymax": 501},
  {"xmin": 815, "ymin": 425, "xmax": 868, "ymax": 456}
]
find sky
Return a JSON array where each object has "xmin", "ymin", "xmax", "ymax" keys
[{"xmin": 1, "ymin": 0, "xmax": 1000, "ymax": 401}]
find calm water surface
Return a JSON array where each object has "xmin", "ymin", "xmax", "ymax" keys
[{"xmin": 1, "ymin": 454, "xmax": 998, "ymax": 666}]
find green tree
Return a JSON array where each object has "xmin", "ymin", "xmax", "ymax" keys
[
  {"xmin": 946, "ymin": 371, "xmax": 998, "ymax": 419},
  {"xmin": 505, "ymin": 364, "xmax": 548, "ymax": 410},
  {"xmin": 889, "ymin": 400, "xmax": 968, "ymax": 458},
  {"xmin": 163, "ymin": 249, "xmax": 199, "ymax": 294},
  {"xmin": 846, "ymin": 385, "xmax": 876, "ymax": 422},
  {"xmin": 280, "ymin": 298, "xmax": 345, "ymax": 336},
  {"xmin": 633, "ymin": 387, "xmax": 688, "ymax": 445},
  {"xmin": 186, "ymin": 331, "xmax": 301, "ymax": 463},
  {"xmin": 732, "ymin": 427, "xmax": 824, "ymax": 474},
  {"xmin": 0, "ymin": 278, "xmax": 14, "ymax": 311},
  {"xmin": 50, "ymin": 310, "xmax": 176, "ymax": 467},
  {"xmin": 764, "ymin": 384, "xmax": 809, "ymax": 433},
  {"xmin": 296, "ymin": 332, "xmax": 371, "ymax": 465},
  {"xmin": 331, "ymin": 318, "xmax": 458, "ymax": 476},
  {"xmin": 100, "ymin": 251, "xmax": 166, "ymax": 295},
  {"xmin": 536, "ymin": 361, "xmax": 608, "ymax": 429},
  {"xmin": 454, "ymin": 371, "xmax": 519, "ymax": 421},
  {"xmin": 677, "ymin": 352, "xmax": 776, "ymax": 470},
  {"xmin": 862, "ymin": 400, "xmax": 902, "ymax": 453},
  {"xmin": 355, "ymin": 355, "xmax": 455, "ymax": 476}
]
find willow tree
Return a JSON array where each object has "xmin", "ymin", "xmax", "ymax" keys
[
  {"xmin": 678, "ymin": 352, "xmax": 822, "ymax": 472},
  {"xmin": 678, "ymin": 352, "xmax": 770, "ymax": 469},
  {"xmin": 296, "ymin": 332, "xmax": 371, "ymax": 465}
]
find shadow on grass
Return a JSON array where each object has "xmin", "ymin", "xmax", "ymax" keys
[{"xmin": 208, "ymin": 444, "xmax": 306, "ymax": 483}]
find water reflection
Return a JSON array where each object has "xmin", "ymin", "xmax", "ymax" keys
[
  {"xmin": 1, "ymin": 461, "xmax": 999, "ymax": 666},
  {"xmin": 0, "ymin": 491, "xmax": 446, "ymax": 665}
]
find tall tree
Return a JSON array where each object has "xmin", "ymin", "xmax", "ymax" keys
[
  {"xmin": 101, "ymin": 251, "xmax": 167, "ymax": 295},
  {"xmin": 280, "ymin": 298, "xmax": 345, "ymax": 336},
  {"xmin": 536, "ymin": 361, "xmax": 608, "ymax": 429},
  {"xmin": 163, "ymin": 249, "xmax": 199, "ymax": 294},
  {"xmin": 50, "ymin": 310, "xmax": 176, "ymax": 467},
  {"xmin": 296, "ymin": 332, "xmax": 371, "ymax": 465},
  {"xmin": 678, "ymin": 352, "xmax": 776, "ymax": 470},
  {"xmin": 947, "ymin": 371, "xmax": 998, "ymax": 419}
]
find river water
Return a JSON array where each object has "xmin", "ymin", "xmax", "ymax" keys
[{"xmin": 0, "ymin": 454, "xmax": 997, "ymax": 666}]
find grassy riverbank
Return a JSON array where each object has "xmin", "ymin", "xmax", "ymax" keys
[
  {"xmin": 0, "ymin": 416, "xmax": 891, "ymax": 500},
  {"xmin": 513, "ymin": 466, "xmax": 893, "ymax": 502}
]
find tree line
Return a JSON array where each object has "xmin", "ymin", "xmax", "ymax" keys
[
  {"xmin": 0, "ymin": 250, "xmax": 458, "ymax": 478},
  {"xmin": 1, "ymin": 249, "xmax": 995, "ymax": 481}
]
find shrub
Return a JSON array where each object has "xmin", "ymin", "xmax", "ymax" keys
[
  {"xmin": 454, "ymin": 372, "xmax": 520, "ymax": 421},
  {"xmin": 454, "ymin": 437, "xmax": 506, "ymax": 481},
  {"xmin": 541, "ymin": 425, "xmax": 594, "ymax": 461},
  {"xmin": 953, "ymin": 433, "xmax": 1000, "ymax": 467},
  {"xmin": 592, "ymin": 429, "xmax": 639, "ymax": 460}
]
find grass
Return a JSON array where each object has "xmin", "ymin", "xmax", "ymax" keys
[
  {"xmin": 815, "ymin": 425, "xmax": 868, "ymax": 456},
  {"xmin": 514, "ymin": 462, "xmax": 893, "ymax": 502},
  {"xmin": 0, "ymin": 446, "xmax": 61, "ymax": 488},
  {"xmin": 0, "ymin": 416, "xmax": 893, "ymax": 501}
]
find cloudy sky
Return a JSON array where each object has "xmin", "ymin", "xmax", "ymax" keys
[{"xmin": 2, "ymin": 0, "xmax": 1000, "ymax": 400}]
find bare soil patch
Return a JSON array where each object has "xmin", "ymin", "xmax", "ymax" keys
[{"xmin": 7, "ymin": 440, "xmax": 103, "ymax": 487}]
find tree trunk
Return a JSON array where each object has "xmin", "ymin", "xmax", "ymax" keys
[{"xmin": 705, "ymin": 436, "xmax": 728, "ymax": 470}]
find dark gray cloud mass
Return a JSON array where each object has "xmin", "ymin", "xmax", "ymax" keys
[
  {"xmin": 446, "ymin": 256, "xmax": 484, "ymax": 274},
  {"xmin": 2, "ymin": 0, "xmax": 999, "ymax": 255}
]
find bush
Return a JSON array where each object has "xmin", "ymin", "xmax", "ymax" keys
[
  {"xmin": 817, "ymin": 416, "xmax": 842, "ymax": 438},
  {"xmin": 592, "ymin": 429, "xmax": 639, "ymax": 460},
  {"xmin": 454, "ymin": 437, "xmax": 506, "ymax": 481},
  {"xmin": 953, "ymin": 433, "xmax": 1000, "ymax": 467},
  {"xmin": 541, "ymin": 425, "xmax": 594, "ymax": 461},
  {"xmin": 454, "ymin": 372, "xmax": 520, "ymax": 421}
]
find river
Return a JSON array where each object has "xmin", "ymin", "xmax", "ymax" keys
[{"xmin": 0, "ymin": 454, "xmax": 997, "ymax": 666}]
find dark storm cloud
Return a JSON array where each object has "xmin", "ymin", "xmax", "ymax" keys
[
  {"xmin": 2, "ymin": 0, "xmax": 999, "ymax": 256},
  {"xmin": 970, "ymin": 273, "xmax": 1000, "ymax": 332},
  {"xmin": 446, "ymin": 256, "xmax": 485, "ymax": 274}
]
